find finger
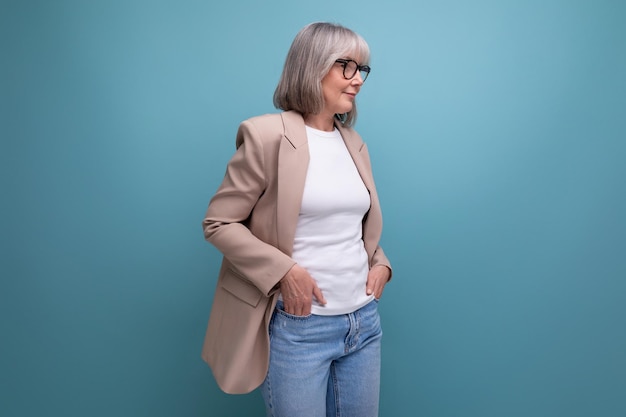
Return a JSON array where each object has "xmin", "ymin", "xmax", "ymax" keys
[
  {"xmin": 367, "ymin": 276, "xmax": 384, "ymax": 299},
  {"xmin": 283, "ymin": 299, "xmax": 295, "ymax": 315},
  {"xmin": 375, "ymin": 284, "xmax": 384, "ymax": 299},
  {"xmin": 296, "ymin": 301, "xmax": 311, "ymax": 316}
]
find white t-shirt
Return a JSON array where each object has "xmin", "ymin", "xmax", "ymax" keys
[{"xmin": 290, "ymin": 126, "xmax": 374, "ymax": 315}]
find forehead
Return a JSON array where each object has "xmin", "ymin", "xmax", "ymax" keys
[{"xmin": 340, "ymin": 51, "xmax": 368, "ymax": 64}]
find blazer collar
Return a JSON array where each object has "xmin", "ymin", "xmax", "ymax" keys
[
  {"xmin": 281, "ymin": 111, "xmax": 365, "ymax": 147},
  {"xmin": 281, "ymin": 110, "xmax": 308, "ymax": 148}
]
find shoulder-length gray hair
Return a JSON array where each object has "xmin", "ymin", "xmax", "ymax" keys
[{"xmin": 273, "ymin": 22, "xmax": 370, "ymax": 128}]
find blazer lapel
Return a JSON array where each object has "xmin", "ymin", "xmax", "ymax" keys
[
  {"xmin": 276, "ymin": 111, "xmax": 309, "ymax": 256},
  {"xmin": 336, "ymin": 123, "xmax": 374, "ymax": 192},
  {"xmin": 336, "ymin": 122, "xmax": 382, "ymax": 263}
]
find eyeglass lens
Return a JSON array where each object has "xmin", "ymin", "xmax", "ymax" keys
[{"xmin": 342, "ymin": 60, "xmax": 369, "ymax": 81}]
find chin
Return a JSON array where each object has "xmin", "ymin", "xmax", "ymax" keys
[{"xmin": 340, "ymin": 104, "xmax": 354, "ymax": 113}]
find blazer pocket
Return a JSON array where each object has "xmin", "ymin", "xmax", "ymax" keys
[{"xmin": 221, "ymin": 268, "xmax": 263, "ymax": 307}]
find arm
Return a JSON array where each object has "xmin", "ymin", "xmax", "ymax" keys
[{"xmin": 202, "ymin": 120, "xmax": 295, "ymax": 296}]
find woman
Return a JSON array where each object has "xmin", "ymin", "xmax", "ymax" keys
[{"xmin": 201, "ymin": 22, "xmax": 392, "ymax": 416}]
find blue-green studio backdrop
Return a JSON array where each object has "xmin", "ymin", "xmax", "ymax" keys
[{"xmin": 2, "ymin": 0, "xmax": 625, "ymax": 416}]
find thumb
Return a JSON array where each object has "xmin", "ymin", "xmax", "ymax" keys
[
  {"xmin": 366, "ymin": 275, "xmax": 375, "ymax": 296},
  {"xmin": 312, "ymin": 283, "xmax": 326, "ymax": 305}
]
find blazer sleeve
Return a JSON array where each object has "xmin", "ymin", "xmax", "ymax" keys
[
  {"xmin": 202, "ymin": 120, "xmax": 295, "ymax": 296},
  {"xmin": 371, "ymin": 246, "xmax": 392, "ymax": 279}
]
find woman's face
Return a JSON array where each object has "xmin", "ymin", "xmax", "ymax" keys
[{"xmin": 320, "ymin": 56, "xmax": 365, "ymax": 117}]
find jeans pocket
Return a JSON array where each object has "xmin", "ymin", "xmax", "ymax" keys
[{"xmin": 276, "ymin": 306, "xmax": 313, "ymax": 320}]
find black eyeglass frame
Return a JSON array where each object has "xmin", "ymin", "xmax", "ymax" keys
[{"xmin": 335, "ymin": 59, "xmax": 371, "ymax": 81}]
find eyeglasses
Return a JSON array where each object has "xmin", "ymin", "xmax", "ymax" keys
[{"xmin": 335, "ymin": 59, "xmax": 371, "ymax": 82}]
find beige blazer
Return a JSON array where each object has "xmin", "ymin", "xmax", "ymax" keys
[{"xmin": 201, "ymin": 110, "xmax": 391, "ymax": 394}]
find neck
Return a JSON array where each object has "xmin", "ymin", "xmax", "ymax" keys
[{"xmin": 304, "ymin": 112, "xmax": 335, "ymax": 132}]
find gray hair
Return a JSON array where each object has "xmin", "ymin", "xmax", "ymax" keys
[{"xmin": 273, "ymin": 22, "xmax": 370, "ymax": 127}]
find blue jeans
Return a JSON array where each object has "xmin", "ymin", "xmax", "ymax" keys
[{"xmin": 261, "ymin": 299, "xmax": 382, "ymax": 417}]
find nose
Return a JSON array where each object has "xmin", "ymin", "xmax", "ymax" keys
[{"xmin": 352, "ymin": 72, "xmax": 364, "ymax": 85}]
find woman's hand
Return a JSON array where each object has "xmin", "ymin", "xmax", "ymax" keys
[
  {"xmin": 366, "ymin": 265, "xmax": 391, "ymax": 300},
  {"xmin": 279, "ymin": 264, "xmax": 326, "ymax": 316}
]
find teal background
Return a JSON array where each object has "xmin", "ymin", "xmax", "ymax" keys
[{"xmin": 2, "ymin": 0, "xmax": 625, "ymax": 416}]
